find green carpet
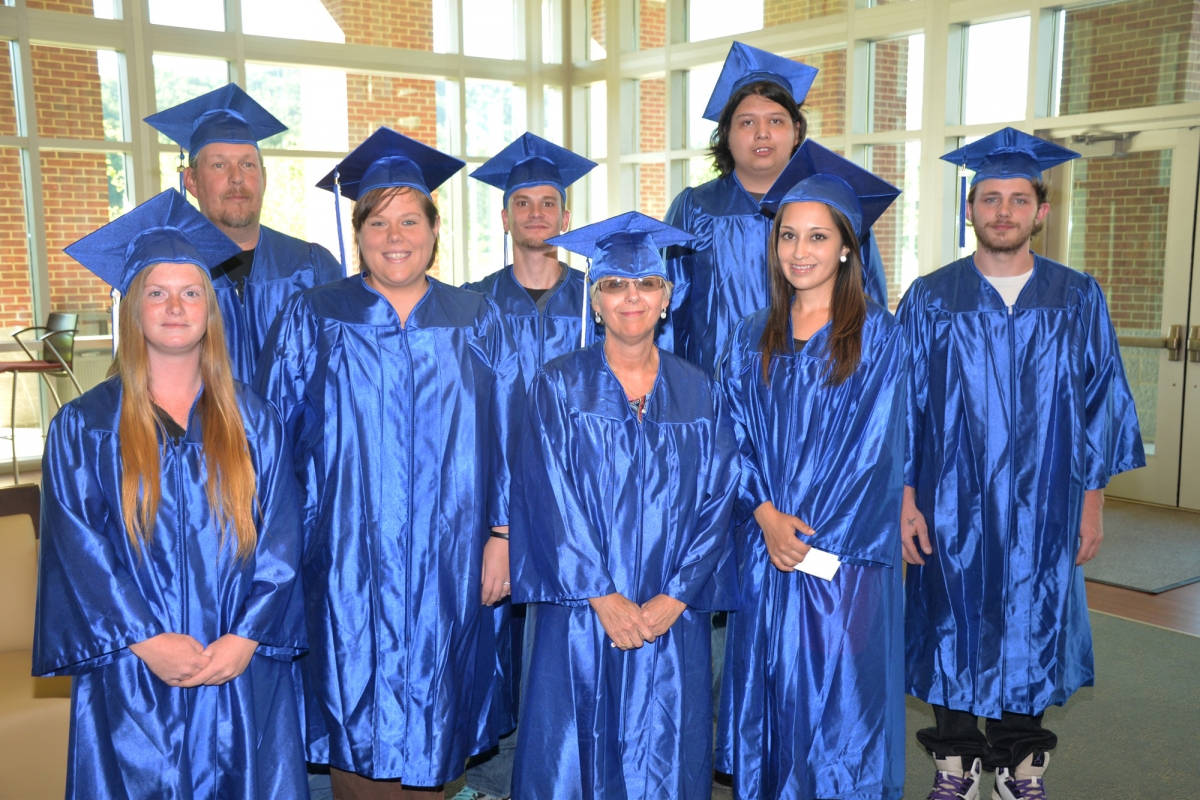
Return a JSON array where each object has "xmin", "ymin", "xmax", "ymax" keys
[
  {"xmin": 1083, "ymin": 499, "xmax": 1200, "ymax": 593},
  {"xmin": 904, "ymin": 612, "xmax": 1200, "ymax": 799}
]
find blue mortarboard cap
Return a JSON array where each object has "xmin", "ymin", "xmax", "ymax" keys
[
  {"xmin": 316, "ymin": 127, "xmax": 464, "ymax": 201},
  {"xmin": 547, "ymin": 211, "xmax": 696, "ymax": 282},
  {"xmin": 64, "ymin": 189, "xmax": 242, "ymax": 295},
  {"xmin": 703, "ymin": 42, "xmax": 820, "ymax": 122},
  {"xmin": 761, "ymin": 140, "xmax": 901, "ymax": 238},
  {"xmin": 144, "ymin": 83, "xmax": 288, "ymax": 156},
  {"xmin": 470, "ymin": 133, "xmax": 597, "ymax": 205},
  {"xmin": 941, "ymin": 126, "xmax": 1079, "ymax": 186}
]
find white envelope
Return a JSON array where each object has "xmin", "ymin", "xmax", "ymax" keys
[{"xmin": 796, "ymin": 547, "xmax": 841, "ymax": 581}]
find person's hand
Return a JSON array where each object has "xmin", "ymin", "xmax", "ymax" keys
[
  {"xmin": 1077, "ymin": 489, "xmax": 1104, "ymax": 566},
  {"xmin": 589, "ymin": 593, "xmax": 654, "ymax": 650},
  {"xmin": 482, "ymin": 531, "xmax": 510, "ymax": 605},
  {"xmin": 754, "ymin": 501, "xmax": 813, "ymax": 572},
  {"xmin": 178, "ymin": 634, "xmax": 259, "ymax": 687},
  {"xmin": 640, "ymin": 594, "xmax": 686, "ymax": 640},
  {"xmin": 900, "ymin": 485, "xmax": 933, "ymax": 566},
  {"xmin": 129, "ymin": 632, "xmax": 210, "ymax": 686}
]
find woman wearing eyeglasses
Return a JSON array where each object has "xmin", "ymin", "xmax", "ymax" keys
[{"xmin": 508, "ymin": 213, "xmax": 740, "ymax": 800}]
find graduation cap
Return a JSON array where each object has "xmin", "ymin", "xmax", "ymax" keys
[
  {"xmin": 144, "ymin": 84, "xmax": 288, "ymax": 192},
  {"xmin": 315, "ymin": 127, "xmax": 465, "ymax": 270},
  {"xmin": 548, "ymin": 212, "xmax": 695, "ymax": 346},
  {"xmin": 470, "ymin": 132, "xmax": 597, "ymax": 205},
  {"xmin": 65, "ymin": 189, "xmax": 241, "ymax": 349},
  {"xmin": 941, "ymin": 127, "xmax": 1079, "ymax": 246},
  {"xmin": 702, "ymin": 42, "xmax": 820, "ymax": 123},
  {"xmin": 761, "ymin": 139, "xmax": 901, "ymax": 239}
]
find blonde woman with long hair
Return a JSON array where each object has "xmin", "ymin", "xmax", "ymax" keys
[{"xmin": 33, "ymin": 190, "xmax": 308, "ymax": 799}]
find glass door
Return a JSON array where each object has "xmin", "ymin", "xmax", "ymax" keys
[{"xmin": 1039, "ymin": 127, "xmax": 1199, "ymax": 507}]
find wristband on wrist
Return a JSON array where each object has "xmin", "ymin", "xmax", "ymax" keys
[{"xmin": 490, "ymin": 530, "xmax": 510, "ymax": 540}]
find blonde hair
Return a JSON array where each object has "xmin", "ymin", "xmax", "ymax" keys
[{"xmin": 110, "ymin": 262, "xmax": 259, "ymax": 561}]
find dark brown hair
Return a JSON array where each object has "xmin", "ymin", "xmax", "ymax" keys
[
  {"xmin": 352, "ymin": 186, "xmax": 440, "ymax": 275},
  {"xmin": 967, "ymin": 177, "xmax": 1050, "ymax": 238},
  {"xmin": 709, "ymin": 81, "xmax": 807, "ymax": 179},
  {"xmin": 759, "ymin": 203, "xmax": 866, "ymax": 387}
]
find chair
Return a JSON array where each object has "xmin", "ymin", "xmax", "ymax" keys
[
  {"xmin": 0, "ymin": 313, "xmax": 83, "ymax": 484},
  {"xmin": 0, "ymin": 484, "xmax": 70, "ymax": 799}
]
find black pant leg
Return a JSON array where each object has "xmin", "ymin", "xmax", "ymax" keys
[
  {"xmin": 983, "ymin": 712, "xmax": 1058, "ymax": 770},
  {"xmin": 915, "ymin": 705, "xmax": 990, "ymax": 761}
]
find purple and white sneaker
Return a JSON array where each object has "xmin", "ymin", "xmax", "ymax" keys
[
  {"xmin": 926, "ymin": 755, "xmax": 982, "ymax": 800},
  {"xmin": 992, "ymin": 751, "xmax": 1050, "ymax": 800}
]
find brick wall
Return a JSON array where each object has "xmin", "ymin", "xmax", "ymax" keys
[
  {"xmin": 764, "ymin": 0, "xmax": 846, "ymax": 25},
  {"xmin": 26, "ymin": 0, "xmax": 92, "ymax": 13},
  {"xmin": 866, "ymin": 143, "xmax": 910, "ymax": 307},
  {"xmin": 637, "ymin": 1, "xmax": 667, "ymax": 218},
  {"xmin": 870, "ymin": 38, "xmax": 910, "ymax": 131},
  {"xmin": 1059, "ymin": 0, "xmax": 1200, "ymax": 114},
  {"xmin": 1068, "ymin": 150, "xmax": 1171, "ymax": 444},
  {"xmin": 0, "ymin": 150, "xmax": 33, "ymax": 331},
  {"xmin": 794, "ymin": 49, "xmax": 845, "ymax": 139},
  {"xmin": 592, "ymin": 0, "xmax": 607, "ymax": 54}
]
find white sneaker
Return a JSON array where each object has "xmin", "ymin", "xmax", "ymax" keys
[
  {"xmin": 926, "ymin": 755, "xmax": 982, "ymax": 800},
  {"xmin": 992, "ymin": 751, "xmax": 1049, "ymax": 800}
]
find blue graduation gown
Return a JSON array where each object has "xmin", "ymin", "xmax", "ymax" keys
[
  {"xmin": 33, "ymin": 379, "xmax": 308, "ymax": 800},
  {"xmin": 214, "ymin": 225, "xmax": 343, "ymax": 384},
  {"xmin": 716, "ymin": 304, "xmax": 908, "ymax": 800},
  {"xmin": 510, "ymin": 344, "xmax": 739, "ymax": 800},
  {"xmin": 898, "ymin": 255, "xmax": 1145, "ymax": 718},
  {"xmin": 462, "ymin": 262, "xmax": 600, "ymax": 735},
  {"xmin": 662, "ymin": 173, "xmax": 887, "ymax": 375},
  {"xmin": 255, "ymin": 275, "xmax": 525, "ymax": 784}
]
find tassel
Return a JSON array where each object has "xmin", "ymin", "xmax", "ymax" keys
[
  {"xmin": 580, "ymin": 258, "xmax": 591, "ymax": 349},
  {"xmin": 503, "ymin": 232, "xmax": 509, "ymax": 270},
  {"xmin": 177, "ymin": 146, "xmax": 185, "ymax": 194},
  {"xmin": 110, "ymin": 288, "xmax": 120, "ymax": 358},
  {"xmin": 959, "ymin": 172, "xmax": 967, "ymax": 249},
  {"xmin": 333, "ymin": 168, "xmax": 348, "ymax": 273}
]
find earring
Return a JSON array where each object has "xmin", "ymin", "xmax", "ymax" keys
[
  {"xmin": 660, "ymin": 307, "xmax": 667, "ymax": 319},
  {"xmin": 839, "ymin": 254, "xmax": 847, "ymax": 263},
  {"xmin": 594, "ymin": 312, "xmax": 602, "ymax": 325}
]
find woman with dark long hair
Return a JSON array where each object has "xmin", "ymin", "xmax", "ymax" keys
[
  {"xmin": 717, "ymin": 142, "xmax": 907, "ymax": 800},
  {"xmin": 256, "ymin": 128, "xmax": 524, "ymax": 799},
  {"xmin": 34, "ymin": 189, "xmax": 307, "ymax": 799}
]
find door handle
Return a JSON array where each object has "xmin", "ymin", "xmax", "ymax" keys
[
  {"xmin": 1118, "ymin": 324, "xmax": 1184, "ymax": 361},
  {"xmin": 1190, "ymin": 325, "xmax": 1200, "ymax": 363}
]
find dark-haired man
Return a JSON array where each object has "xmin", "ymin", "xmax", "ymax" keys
[{"xmin": 898, "ymin": 128, "xmax": 1144, "ymax": 800}]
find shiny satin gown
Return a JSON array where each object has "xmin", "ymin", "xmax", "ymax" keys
[
  {"xmin": 716, "ymin": 305, "xmax": 908, "ymax": 800},
  {"xmin": 213, "ymin": 225, "xmax": 343, "ymax": 383},
  {"xmin": 898, "ymin": 255, "xmax": 1144, "ymax": 718},
  {"xmin": 33, "ymin": 379, "xmax": 308, "ymax": 800},
  {"xmin": 661, "ymin": 173, "xmax": 888, "ymax": 375},
  {"xmin": 255, "ymin": 275, "xmax": 524, "ymax": 785},
  {"xmin": 510, "ymin": 344, "xmax": 739, "ymax": 800}
]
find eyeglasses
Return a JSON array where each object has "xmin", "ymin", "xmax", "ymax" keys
[{"xmin": 595, "ymin": 276, "xmax": 666, "ymax": 294}]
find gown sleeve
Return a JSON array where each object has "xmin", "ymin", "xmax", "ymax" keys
[
  {"xmin": 510, "ymin": 370, "xmax": 617, "ymax": 606},
  {"xmin": 663, "ymin": 380, "xmax": 740, "ymax": 611},
  {"xmin": 479, "ymin": 297, "xmax": 526, "ymax": 528},
  {"xmin": 33, "ymin": 404, "xmax": 164, "ymax": 677},
  {"xmin": 717, "ymin": 321, "xmax": 772, "ymax": 527},
  {"xmin": 1081, "ymin": 279, "xmax": 1145, "ymax": 489},
  {"xmin": 228, "ymin": 400, "xmax": 307, "ymax": 660},
  {"xmin": 659, "ymin": 189, "xmax": 696, "ymax": 354},
  {"xmin": 860, "ymin": 230, "xmax": 889, "ymax": 309},
  {"xmin": 795, "ymin": 320, "xmax": 910, "ymax": 567},
  {"xmin": 896, "ymin": 279, "xmax": 930, "ymax": 488}
]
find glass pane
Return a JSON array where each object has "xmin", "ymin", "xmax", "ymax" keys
[
  {"xmin": 0, "ymin": 44, "xmax": 19, "ymax": 137},
  {"xmin": 687, "ymin": 155, "xmax": 719, "ymax": 186},
  {"xmin": 544, "ymin": 86, "xmax": 564, "ymax": 145},
  {"xmin": 1056, "ymin": 0, "xmax": 1200, "ymax": 115},
  {"xmin": 869, "ymin": 34, "xmax": 923, "ymax": 133},
  {"xmin": 0, "ymin": 148, "xmax": 32, "ymax": 332},
  {"xmin": 587, "ymin": 81, "xmax": 607, "ymax": 159},
  {"xmin": 346, "ymin": 75, "xmax": 443, "ymax": 147},
  {"xmin": 636, "ymin": 162, "xmax": 666, "ymax": 219},
  {"xmin": 687, "ymin": 64, "xmax": 720, "ymax": 150},
  {"xmin": 798, "ymin": 48, "xmax": 846, "ymax": 139},
  {"xmin": 32, "ymin": 46, "xmax": 125, "ymax": 142},
  {"xmin": 260, "ymin": 156, "xmax": 353, "ymax": 273},
  {"xmin": 638, "ymin": 0, "xmax": 667, "ymax": 50},
  {"xmin": 857, "ymin": 0, "xmax": 914, "ymax": 7},
  {"xmin": 245, "ymin": 63, "xmax": 349, "ymax": 151},
  {"xmin": 1067, "ymin": 150, "xmax": 1171, "ymax": 455},
  {"xmin": 638, "ymin": 78, "xmax": 666, "ymax": 153},
  {"xmin": 464, "ymin": 0, "xmax": 518, "ymax": 59},
  {"xmin": 152, "ymin": 54, "xmax": 229, "ymax": 146},
  {"xmin": 865, "ymin": 141, "xmax": 920, "ymax": 308},
  {"xmin": 583, "ymin": 0, "xmax": 608, "ymax": 60},
  {"xmin": 27, "ymin": 0, "xmax": 110, "ymax": 17},
  {"xmin": 468, "ymin": 175, "xmax": 505, "ymax": 284},
  {"xmin": 690, "ymin": 0, "xmax": 762, "ymax": 40},
  {"xmin": 963, "ymin": 17, "xmax": 1030, "ymax": 125},
  {"xmin": 762, "ymin": 0, "xmax": 843, "ymax": 27},
  {"xmin": 243, "ymin": 0, "xmax": 343, "ymax": 42},
  {"xmin": 543, "ymin": 0, "xmax": 563, "ymax": 63},
  {"xmin": 465, "ymin": 79, "xmax": 526, "ymax": 158},
  {"xmin": 433, "ymin": 0, "xmax": 455, "ymax": 53},
  {"xmin": 149, "ymin": 0, "xmax": 224, "ymax": 30}
]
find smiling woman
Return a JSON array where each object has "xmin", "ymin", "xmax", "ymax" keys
[{"xmin": 352, "ymin": 185, "xmax": 441, "ymax": 322}]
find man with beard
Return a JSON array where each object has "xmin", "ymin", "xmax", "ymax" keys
[
  {"xmin": 453, "ymin": 132, "xmax": 597, "ymax": 800},
  {"xmin": 145, "ymin": 84, "xmax": 343, "ymax": 383},
  {"xmin": 897, "ymin": 128, "xmax": 1144, "ymax": 800}
]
